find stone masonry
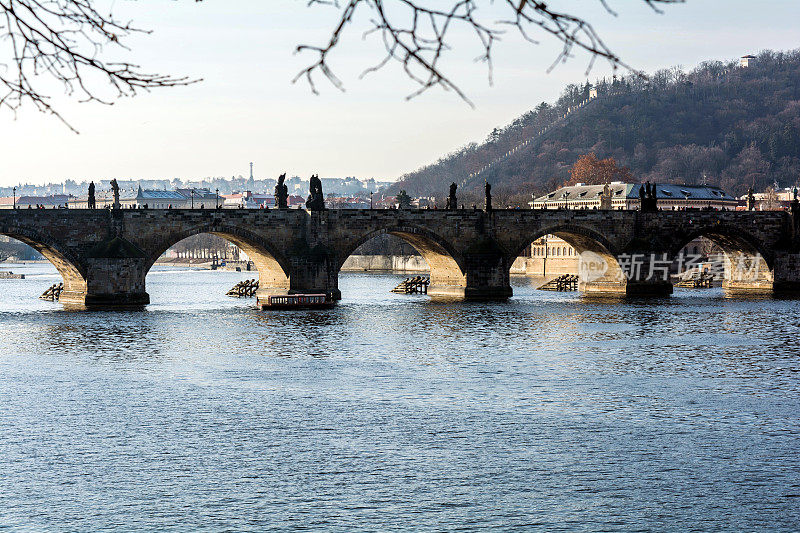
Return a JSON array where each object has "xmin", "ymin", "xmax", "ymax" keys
[{"xmin": 2, "ymin": 207, "xmax": 800, "ymax": 307}]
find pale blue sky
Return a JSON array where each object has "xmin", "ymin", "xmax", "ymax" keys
[{"xmin": 1, "ymin": 0, "xmax": 798, "ymax": 186}]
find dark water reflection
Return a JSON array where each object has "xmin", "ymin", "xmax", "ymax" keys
[{"xmin": 0, "ymin": 264, "xmax": 798, "ymax": 531}]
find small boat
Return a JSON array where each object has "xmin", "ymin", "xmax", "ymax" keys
[{"xmin": 257, "ymin": 293, "xmax": 332, "ymax": 310}]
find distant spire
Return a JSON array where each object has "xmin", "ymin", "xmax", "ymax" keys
[{"xmin": 250, "ymin": 162, "xmax": 254, "ymax": 181}]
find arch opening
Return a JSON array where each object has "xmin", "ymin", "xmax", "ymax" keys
[
  {"xmin": 339, "ymin": 227, "xmax": 466, "ymax": 297},
  {"xmin": 669, "ymin": 230, "xmax": 774, "ymax": 293},
  {"xmin": 0, "ymin": 231, "xmax": 87, "ymax": 297},
  {"xmin": 512, "ymin": 226, "xmax": 626, "ymax": 295},
  {"xmin": 147, "ymin": 229, "xmax": 290, "ymax": 300}
]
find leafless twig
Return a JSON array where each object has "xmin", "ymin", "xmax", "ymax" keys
[
  {"xmin": 0, "ymin": 0, "xmax": 201, "ymax": 131},
  {"xmin": 295, "ymin": 0, "xmax": 684, "ymax": 106}
]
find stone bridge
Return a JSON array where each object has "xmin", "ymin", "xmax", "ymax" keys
[{"xmin": 2, "ymin": 207, "xmax": 800, "ymax": 306}]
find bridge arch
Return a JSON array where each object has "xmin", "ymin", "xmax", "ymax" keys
[
  {"xmin": 145, "ymin": 224, "xmax": 291, "ymax": 292},
  {"xmin": 0, "ymin": 224, "xmax": 87, "ymax": 296},
  {"xmin": 667, "ymin": 223, "xmax": 773, "ymax": 266},
  {"xmin": 667, "ymin": 223, "xmax": 774, "ymax": 292},
  {"xmin": 510, "ymin": 223, "xmax": 626, "ymax": 294},
  {"xmin": 337, "ymin": 224, "xmax": 467, "ymax": 294}
]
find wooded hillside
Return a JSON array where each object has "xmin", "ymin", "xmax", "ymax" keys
[{"xmin": 390, "ymin": 50, "xmax": 800, "ymax": 206}]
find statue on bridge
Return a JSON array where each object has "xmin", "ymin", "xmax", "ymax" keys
[
  {"xmin": 275, "ymin": 173, "xmax": 289, "ymax": 209},
  {"xmin": 88, "ymin": 181, "xmax": 96, "ymax": 210},
  {"xmin": 747, "ymin": 187, "xmax": 756, "ymax": 211},
  {"xmin": 446, "ymin": 182, "xmax": 458, "ymax": 210},
  {"xmin": 110, "ymin": 179, "xmax": 120, "ymax": 210},
  {"xmin": 485, "ymin": 181, "xmax": 492, "ymax": 212},
  {"xmin": 599, "ymin": 182, "xmax": 612, "ymax": 210},
  {"xmin": 306, "ymin": 174, "xmax": 326, "ymax": 211},
  {"xmin": 640, "ymin": 181, "xmax": 658, "ymax": 213}
]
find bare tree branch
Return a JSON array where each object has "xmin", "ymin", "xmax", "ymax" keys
[
  {"xmin": 295, "ymin": 0, "xmax": 685, "ymax": 106},
  {"xmin": 0, "ymin": 0, "xmax": 201, "ymax": 131},
  {"xmin": 0, "ymin": 0, "xmax": 684, "ymax": 129}
]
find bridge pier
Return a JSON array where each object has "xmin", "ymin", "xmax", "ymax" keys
[
  {"xmin": 253, "ymin": 256, "xmax": 342, "ymax": 302},
  {"xmin": 459, "ymin": 252, "xmax": 513, "ymax": 300},
  {"xmin": 769, "ymin": 252, "xmax": 800, "ymax": 295},
  {"xmin": 61, "ymin": 257, "xmax": 150, "ymax": 307},
  {"xmin": 722, "ymin": 253, "xmax": 775, "ymax": 295},
  {"xmin": 420, "ymin": 248, "xmax": 513, "ymax": 300},
  {"xmin": 578, "ymin": 250, "xmax": 673, "ymax": 297},
  {"xmin": 580, "ymin": 279, "xmax": 673, "ymax": 297}
]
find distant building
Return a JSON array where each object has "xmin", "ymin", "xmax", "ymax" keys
[
  {"xmin": 67, "ymin": 196, "xmax": 114, "ymax": 209},
  {"xmin": 123, "ymin": 187, "xmax": 193, "ymax": 209},
  {"xmin": 68, "ymin": 187, "xmax": 213, "ymax": 209},
  {"xmin": 1, "ymin": 195, "xmax": 70, "ymax": 209},
  {"xmin": 526, "ymin": 235, "xmax": 580, "ymax": 277},
  {"xmin": 530, "ymin": 183, "xmax": 738, "ymax": 210},
  {"xmin": 412, "ymin": 197, "xmax": 436, "ymax": 209},
  {"xmin": 222, "ymin": 191, "xmax": 275, "ymax": 209},
  {"xmin": 740, "ymin": 54, "xmax": 756, "ymax": 68},
  {"xmin": 326, "ymin": 196, "xmax": 370, "ymax": 209},
  {"xmin": 738, "ymin": 187, "xmax": 797, "ymax": 210},
  {"xmin": 175, "ymin": 188, "xmax": 218, "ymax": 208}
]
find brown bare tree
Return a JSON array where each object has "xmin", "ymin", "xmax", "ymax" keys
[{"xmin": 566, "ymin": 153, "xmax": 633, "ymax": 186}]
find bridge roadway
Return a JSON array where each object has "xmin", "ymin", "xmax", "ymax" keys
[{"xmin": 2, "ymin": 207, "xmax": 800, "ymax": 307}]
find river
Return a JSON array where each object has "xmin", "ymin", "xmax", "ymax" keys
[{"xmin": 0, "ymin": 263, "xmax": 798, "ymax": 531}]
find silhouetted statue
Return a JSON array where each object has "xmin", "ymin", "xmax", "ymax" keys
[
  {"xmin": 485, "ymin": 181, "xmax": 492, "ymax": 212},
  {"xmin": 88, "ymin": 181, "xmax": 96, "ymax": 209},
  {"xmin": 446, "ymin": 182, "xmax": 458, "ymax": 210},
  {"xmin": 275, "ymin": 173, "xmax": 288, "ymax": 209},
  {"xmin": 640, "ymin": 182, "xmax": 658, "ymax": 212},
  {"xmin": 306, "ymin": 174, "xmax": 325, "ymax": 210},
  {"xmin": 110, "ymin": 179, "xmax": 120, "ymax": 209},
  {"xmin": 747, "ymin": 187, "xmax": 756, "ymax": 211}
]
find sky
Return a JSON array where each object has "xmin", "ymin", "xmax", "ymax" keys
[{"xmin": 1, "ymin": 0, "xmax": 799, "ymax": 186}]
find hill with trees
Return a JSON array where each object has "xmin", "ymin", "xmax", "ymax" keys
[{"xmin": 390, "ymin": 49, "xmax": 800, "ymax": 206}]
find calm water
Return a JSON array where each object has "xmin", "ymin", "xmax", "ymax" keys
[{"xmin": 0, "ymin": 263, "xmax": 798, "ymax": 531}]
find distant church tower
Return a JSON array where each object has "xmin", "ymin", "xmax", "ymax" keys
[
  {"xmin": 246, "ymin": 162, "xmax": 255, "ymax": 192},
  {"xmin": 740, "ymin": 54, "xmax": 756, "ymax": 68}
]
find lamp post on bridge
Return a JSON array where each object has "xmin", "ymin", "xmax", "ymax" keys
[
  {"xmin": 215, "ymin": 188, "xmax": 219, "ymax": 209},
  {"xmin": 191, "ymin": 189, "xmax": 195, "ymax": 209},
  {"xmin": 370, "ymin": 191, "xmax": 373, "ymax": 210},
  {"xmin": 12, "ymin": 187, "xmax": 16, "ymax": 210}
]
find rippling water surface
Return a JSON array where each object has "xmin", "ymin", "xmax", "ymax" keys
[{"xmin": 1, "ymin": 263, "xmax": 799, "ymax": 531}]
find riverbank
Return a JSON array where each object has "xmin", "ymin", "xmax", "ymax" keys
[
  {"xmin": 341, "ymin": 255, "xmax": 428, "ymax": 273},
  {"xmin": 5, "ymin": 256, "xmax": 560, "ymax": 279}
]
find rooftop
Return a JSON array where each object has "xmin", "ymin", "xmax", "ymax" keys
[{"xmin": 533, "ymin": 183, "xmax": 737, "ymax": 203}]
